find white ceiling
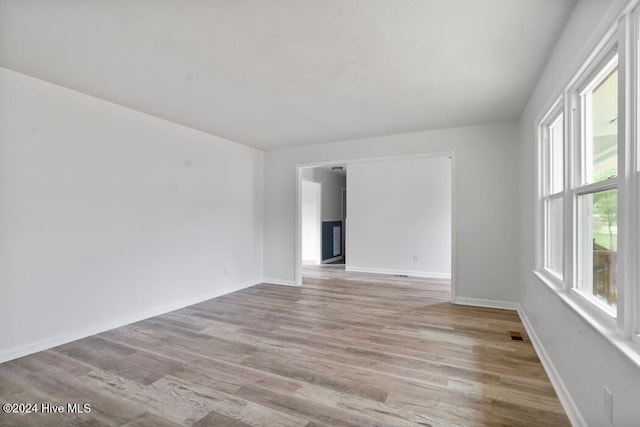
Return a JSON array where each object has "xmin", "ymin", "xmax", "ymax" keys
[{"xmin": 0, "ymin": 0, "xmax": 575, "ymax": 149}]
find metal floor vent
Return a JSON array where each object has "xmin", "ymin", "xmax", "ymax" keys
[{"xmin": 509, "ymin": 331, "xmax": 524, "ymax": 341}]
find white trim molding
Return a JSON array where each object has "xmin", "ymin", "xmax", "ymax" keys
[
  {"xmin": 0, "ymin": 279, "xmax": 261, "ymax": 364},
  {"xmin": 450, "ymin": 297, "xmax": 587, "ymax": 426},
  {"xmin": 262, "ymin": 278, "xmax": 299, "ymax": 287},
  {"xmin": 346, "ymin": 265, "xmax": 451, "ymax": 281},
  {"xmin": 518, "ymin": 306, "xmax": 587, "ymax": 427},
  {"xmin": 451, "ymin": 297, "xmax": 519, "ymax": 311},
  {"xmin": 321, "ymin": 255, "xmax": 344, "ymax": 264}
]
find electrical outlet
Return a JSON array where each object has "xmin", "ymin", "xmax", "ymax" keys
[
  {"xmin": 412, "ymin": 255, "xmax": 419, "ymax": 263},
  {"xmin": 223, "ymin": 267, "xmax": 228, "ymax": 277},
  {"xmin": 603, "ymin": 386, "xmax": 613, "ymax": 423}
]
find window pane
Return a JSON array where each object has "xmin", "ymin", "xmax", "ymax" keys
[
  {"xmin": 549, "ymin": 114, "xmax": 564, "ymax": 194},
  {"xmin": 577, "ymin": 189, "xmax": 618, "ymax": 309},
  {"xmin": 545, "ymin": 198, "xmax": 563, "ymax": 277},
  {"xmin": 585, "ymin": 64, "xmax": 618, "ymax": 184},
  {"xmin": 545, "ymin": 198, "xmax": 563, "ymax": 278}
]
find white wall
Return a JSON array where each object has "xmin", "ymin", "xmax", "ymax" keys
[
  {"xmin": 0, "ymin": 67, "xmax": 264, "ymax": 362},
  {"xmin": 264, "ymin": 121, "xmax": 519, "ymax": 305},
  {"xmin": 347, "ymin": 156, "xmax": 451, "ymax": 278},
  {"xmin": 301, "ymin": 167, "xmax": 346, "ymax": 263},
  {"xmin": 518, "ymin": 0, "xmax": 640, "ymax": 425},
  {"xmin": 301, "ymin": 180, "xmax": 321, "ymax": 264},
  {"xmin": 301, "ymin": 167, "xmax": 346, "ymax": 222}
]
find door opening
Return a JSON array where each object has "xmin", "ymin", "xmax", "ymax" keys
[{"xmin": 295, "ymin": 153, "xmax": 456, "ymax": 303}]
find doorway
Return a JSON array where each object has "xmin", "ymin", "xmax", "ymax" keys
[{"xmin": 295, "ymin": 153, "xmax": 456, "ymax": 302}]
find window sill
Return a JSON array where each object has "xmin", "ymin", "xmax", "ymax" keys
[
  {"xmin": 533, "ymin": 270, "xmax": 640, "ymax": 369},
  {"xmin": 539, "ymin": 267, "xmax": 563, "ymax": 287}
]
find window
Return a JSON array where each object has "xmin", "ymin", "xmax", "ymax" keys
[
  {"xmin": 575, "ymin": 55, "xmax": 619, "ymax": 314},
  {"xmin": 541, "ymin": 109, "xmax": 564, "ymax": 280},
  {"xmin": 536, "ymin": 7, "xmax": 640, "ymax": 358}
]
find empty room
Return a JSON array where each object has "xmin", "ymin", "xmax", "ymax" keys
[{"xmin": 1, "ymin": 1, "xmax": 639, "ymax": 426}]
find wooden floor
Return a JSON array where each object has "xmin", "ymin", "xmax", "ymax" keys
[{"xmin": 0, "ymin": 265, "xmax": 570, "ymax": 426}]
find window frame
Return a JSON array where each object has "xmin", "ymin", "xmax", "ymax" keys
[
  {"xmin": 538, "ymin": 100, "xmax": 566, "ymax": 286},
  {"xmin": 577, "ymin": 53, "xmax": 619, "ymax": 187},
  {"xmin": 571, "ymin": 47, "xmax": 620, "ymax": 319},
  {"xmin": 632, "ymin": 10, "xmax": 640, "ymax": 342}
]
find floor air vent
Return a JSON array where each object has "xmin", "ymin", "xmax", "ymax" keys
[{"xmin": 509, "ymin": 331, "xmax": 524, "ymax": 341}]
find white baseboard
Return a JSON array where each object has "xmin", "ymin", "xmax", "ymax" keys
[
  {"xmin": 452, "ymin": 297, "xmax": 519, "ymax": 311},
  {"xmin": 321, "ymin": 255, "xmax": 344, "ymax": 264},
  {"xmin": 345, "ymin": 265, "xmax": 451, "ymax": 280},
  {"xmin": 262, "ymin": 278, "xmax": 299, "ymax": 287},
  {"xmin": 450, "ymin": 297, "xmax": 584, "ymax": 425},
  {"xmin": 517, "ymin": 307, "xmax": 586, "ymax": 427},
  {"xmin": 0, "ymin": 279, "xmax": 260, "ymax": 364}
]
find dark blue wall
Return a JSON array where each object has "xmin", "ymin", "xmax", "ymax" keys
[{"xmin": 321, "ymin": 221, "xmax": 342, "ymax": 261}]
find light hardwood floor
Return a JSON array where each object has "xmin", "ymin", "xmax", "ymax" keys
[{"xmin": 0, "ymin": 265, "xmax": 569, "ymax": 426}]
